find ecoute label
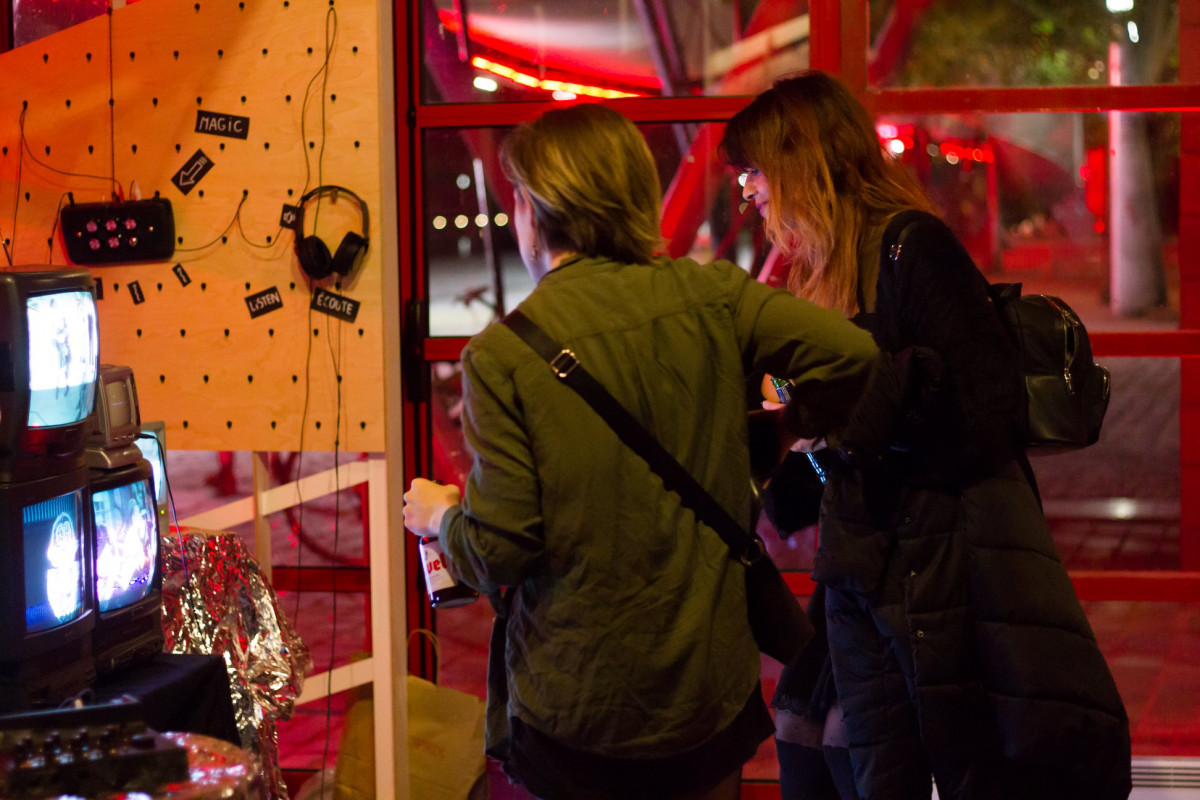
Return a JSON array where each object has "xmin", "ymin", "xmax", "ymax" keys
[{"xmin": 310, "ymin": 288, "xmax": 360, "ymax": 323}]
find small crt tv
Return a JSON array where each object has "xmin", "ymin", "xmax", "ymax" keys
[
  {"xmin": 89, "ymin": 458, "xmax": 163, "ymax": 675},
  {"xmin": 85, "ymin": 364, "xmax": 143, "ymax": 470},
  {"xmin": 0, "ymin": 466, "xmax": 96, "ymax": 712},
  {"xmin": 0, "ymin": 268, "xmax": 100, "ymax": 483}
]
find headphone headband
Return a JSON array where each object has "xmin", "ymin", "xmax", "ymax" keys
[{"xmin": 296, "ymin": 185, "xmax": 370, "ymax": 242}]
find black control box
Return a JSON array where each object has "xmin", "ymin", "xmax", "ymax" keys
[
  {"xmin": 0, "ymin": 695, "xmax": 189, "ymax": 798},
  {"xmin": 60, "ymin": 198, "xmax": 175, "ymax": 265}
]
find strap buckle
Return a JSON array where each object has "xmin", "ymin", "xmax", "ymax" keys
[
  {"xmin": 549, "ymin": 349, "xmax": 579, "ymax": 379},
  {"xmin": 738, "ymin": 536, "xmax": 766, "ymax": 566}
]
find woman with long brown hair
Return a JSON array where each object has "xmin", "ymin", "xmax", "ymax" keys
[{"xmin": 723, "ymin": 71, "xmax": 1131, "ymax": 800}]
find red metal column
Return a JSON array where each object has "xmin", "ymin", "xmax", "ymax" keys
[
  {"xmin": 1180, "ymin": 1, "xmax": 1200, "ymax": 571},
  {"xmin": 808, "ymin": 0, "xmax": 841, "ymax": 74}
]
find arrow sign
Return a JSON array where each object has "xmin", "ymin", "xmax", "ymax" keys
[{"xmin": 172, "ymin": 150, "xmax": 215, "ymax": 196}]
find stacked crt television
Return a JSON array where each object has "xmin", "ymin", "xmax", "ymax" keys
[
  {"xmin": 0, "ymin": 268, "xmax": 100, "ymax": 711},
  {"xmin": 85, "ymin": 365, "xmax": 164, "ymax": 676}
]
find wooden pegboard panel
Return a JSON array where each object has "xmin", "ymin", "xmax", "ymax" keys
[{"xmin": 0, "ymin": 0, "xmax": 388, "ymax": 452}]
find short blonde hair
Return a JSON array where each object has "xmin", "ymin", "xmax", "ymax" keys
[
  {"xmin": 721, "ymin": 71, "xmax": 937, "ymax": 316},
  {"xmin": 500, "ymin": 103, "xmax": 663, "ymax": 264}
]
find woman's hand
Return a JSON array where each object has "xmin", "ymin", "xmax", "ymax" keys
[{"xmin": 402, "ymin": 478, "xmax": 461, "ymax": 538}]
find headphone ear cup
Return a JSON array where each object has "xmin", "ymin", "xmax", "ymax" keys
[
  {"xmin": 297, "ymin": 235, "xmax": 334, "ymax": 280},
  {"xmin": 331, "ymin": 231, "xmax": 368, "ymax": 277}
]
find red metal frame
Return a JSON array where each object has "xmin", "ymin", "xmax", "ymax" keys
[{"xmin": 396, "ymin": 0, "xmax": 1200, "ymax": 713}]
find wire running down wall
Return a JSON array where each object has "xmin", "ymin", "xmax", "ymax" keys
[{"xmin": 0, "ymin": 0, "xmax": 387, "ymax": 452}]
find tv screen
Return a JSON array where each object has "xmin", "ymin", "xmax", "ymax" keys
[
  {"xmin": 133, "ymin": 422, "xmax": 168, "ymax": 533},
  {"xmin": 134, "ymin": 427, "xmax": 166, "ymax": 503},
  {"xmin": 26, "ymin": 289, "xmax": 99, "ymax": 428},
  {"xmin": 87, "ymin": 364, "xmax": 140, "ymax": 452},
  {"xmin": 0, "ymin": 268, "xmax": 100, "ymax": 483},
  {"xmin": 92, "ymin": 475, "xmax": 158, "ymax": 613},
  {"xmin": 0, "ymin": 466, "xmax": 96, "ymax": 710},
  {"xmin": 23, "ymin": 488, "xmax": 87, "ymax": 633}
]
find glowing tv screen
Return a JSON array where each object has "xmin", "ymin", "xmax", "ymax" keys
[
  {"xmin": 23, "ymin": 489, "xmax": 87, "ymax": 633},
  {"xmin": 134, "ymin": 433, "xmax": 166, "ymax": 507},
  {"xmin": 26, "ymin": 290, "xmax": 99, "ymax": 428},
  {"xmin": 92, "ymin": 476, "xmax": 158, "ymax": 613}
]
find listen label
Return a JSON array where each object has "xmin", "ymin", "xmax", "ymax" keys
[{"xmin": 245, "ymin": 286, "xmax": 283, "ymax": 318}]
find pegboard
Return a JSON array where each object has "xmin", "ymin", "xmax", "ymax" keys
[{"xmin": 0, "ymin": 0, "xmax": 389, "ymax": 453}]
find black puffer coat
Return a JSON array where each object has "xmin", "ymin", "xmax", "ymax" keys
[{"xmin": 813, "ymin": 210, "xmax": 1131, "ymax": 800}]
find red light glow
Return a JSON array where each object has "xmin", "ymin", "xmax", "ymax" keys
[{"xmin": 470, "ymin": 56, "xmax": 644, "ymax": 100}]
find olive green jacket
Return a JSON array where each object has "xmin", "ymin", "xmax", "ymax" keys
[{"xmin": 440, "ymin": 254, "xmax": 878, "ymax": 759}]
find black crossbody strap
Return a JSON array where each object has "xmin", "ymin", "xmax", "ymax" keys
[{"xmin": 501, "ymin": 309, "xmax": 762, "ymax": 563}]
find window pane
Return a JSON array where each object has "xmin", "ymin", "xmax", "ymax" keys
[
  {"xmin": 868, "ymin": 0, "xmax": 1178, "ymax": 88},
  {"xmin": 423, "ymin": 121, "xmax": 746, "ymax": 336},
  {"xmin": 420, "ymin": 0, "xmax": 811, "ymax": 104},
  {"xmin": 879, "ymin": 111, "xmax": 1181, "ymax": 323},
  {"xmin": 1033, "ymin": 357, "xmax": 1180, "ymax": 571}
]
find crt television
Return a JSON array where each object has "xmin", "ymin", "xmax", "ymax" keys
[
  {"xmin": 85, "ymin": 364, "xmax": 143, "ymax": 470},
  {"xmin": 0, "ymin": 466, "xmax": 96, "ymax": 711},
  {"xmin": 88, "ymin": 459, "xmax": 163, "ymax": 675},
  {"xmin": 0, "ymin": 267, "xmax": 99, "ymax": 483}
]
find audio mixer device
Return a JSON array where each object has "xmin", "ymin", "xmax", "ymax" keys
[{"xmin": 0, "ymin": 695, "xmax": 189, "ymax": 798}]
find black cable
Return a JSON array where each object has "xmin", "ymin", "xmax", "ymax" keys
[
  {"xmin": 106, "ymin": 7, "xmax": 117, "ymax": 199},
  {"xmin": 290, "ymin": 3, "xmax": 338, "ymax": 622},
  {"xmin": 45, "ymin": 192, "xmax": 71, "ymax": 264},
  {"xmin": 318, "ymin": 294, "xmax": 345, "ymax": 793},
  {"xmin": 173, "ymin": 192, "xmax": 249, "ymax": 253},
  {"xmin": 299, "ymin": 9, "xmax": 339, "ymax": 793},
  {"xmin": 10, "ymin": 106, "xmax": 26, "ymax": 262},
  {"xmin": 290, "ymin": 304, "xmax": 315, "ymax": 624},
  {"xmin": 17, "ymin": 107, "xmax": 124, "ymax": 190},
  {"xmin": 296, "ymin": 7, "xmax": 337, "ymax": 237}
]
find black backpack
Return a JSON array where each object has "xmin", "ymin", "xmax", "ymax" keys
[{"xmin": 987, "ymin": 283, "xmax": 1112, "ymax": 453}]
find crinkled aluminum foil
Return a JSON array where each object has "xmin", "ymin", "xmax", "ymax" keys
[
  {"xmin": 161, "ymin": 527, "xmax": 313, "ymax": 800},
  {"xmin": 156, "ymin": 730, "xmax": 265, "ymax": 799}
]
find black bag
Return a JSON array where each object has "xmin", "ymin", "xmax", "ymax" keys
[
  {"xmin": 988, "ymin": 283, "xmax": 1112, "ymax": 452},
  {"xmin": 886, "ymin": 216, "xmax": 1111, "ymax": 454},
  {"xmin": 502, "ymin": 309, "xmax": 813, "ymax": 664},
  {"xmin": 743, "ymin": 554, "xmax": 813, "ymax": 663}
]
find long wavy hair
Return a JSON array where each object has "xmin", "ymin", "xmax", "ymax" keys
[
  {"xmin": 721, "ymin": 71, "xmax": 937, "ymax": 316},
  {"xmin": 500, "ymin": 103, "xmax": 663, "ymax": 265}
]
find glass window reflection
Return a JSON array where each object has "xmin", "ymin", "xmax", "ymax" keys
[
  {"xmin": 423, "ymin": 121, "xmax": 749, "ymax": 336},
  {"xmin": 877, "ymin": 111, "xmax": 1180, "ymax": 325},
  {"xmin": 420, "ymin": 0, "xmax": 812, "ymax": 104},
  {"xmin": 424, "ymin": 109, "xmax": 1181, "ymax": 335}
]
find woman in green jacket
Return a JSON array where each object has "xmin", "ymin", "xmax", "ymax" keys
[{"xmin": 402, "ymin": 103, "xmax": 880, "ymax": 800}]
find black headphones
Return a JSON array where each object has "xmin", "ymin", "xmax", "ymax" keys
[{"xmin": 293, "ymin": 185, "xmax": 370, "ymax": 280}]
